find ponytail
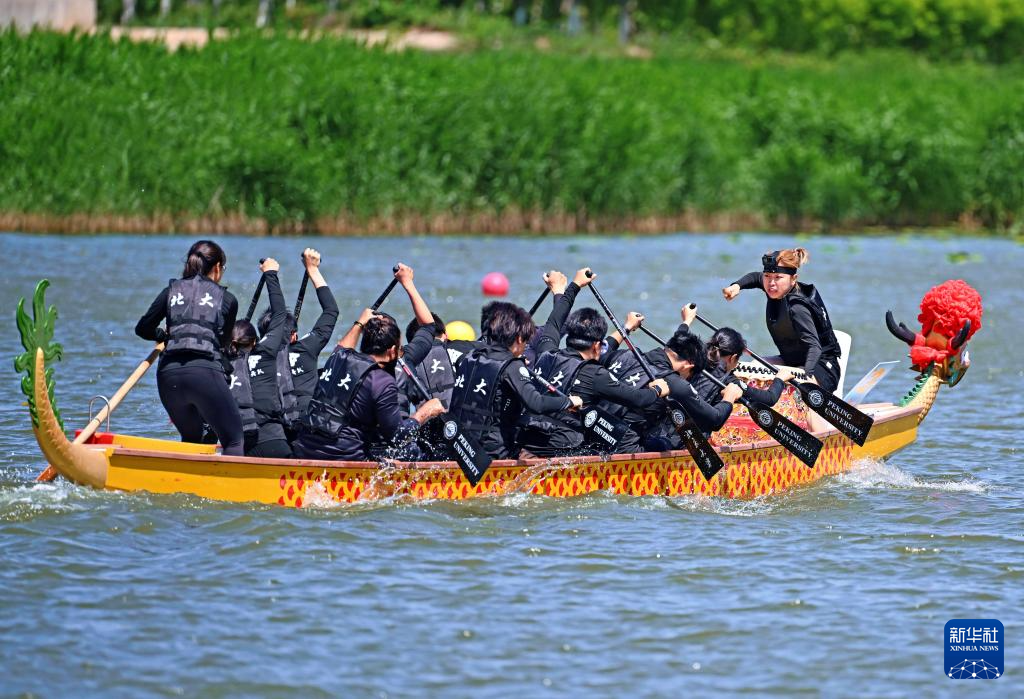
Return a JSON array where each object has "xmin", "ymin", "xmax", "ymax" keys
[
  {"xmin": 708, "ymin": 327, "xmax": 745, "ymax": 371},
  {"xmin": 776, "ymin": 247, "xmax": 809, "ymax": 270},
  {"xmin": 182, "ymin": 240, "xmax": 227, "ymax": 279}
]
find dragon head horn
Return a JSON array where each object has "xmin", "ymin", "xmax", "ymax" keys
[
  {"xmin": 886, "ymin": 310, "xmax": 916, "ymax": 345},
  {"xmin": 950, "ymin": 320, "xmax": 972, "ymax": 350}
]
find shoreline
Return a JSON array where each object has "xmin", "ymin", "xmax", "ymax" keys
[{"xmin": 0, "ymin": 210, "xmax": 991, "ymax": 237}]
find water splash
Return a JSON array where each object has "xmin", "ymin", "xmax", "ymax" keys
[{"xmin": 835, "ymin": 458, "xmax": 987, "ymax": 493}]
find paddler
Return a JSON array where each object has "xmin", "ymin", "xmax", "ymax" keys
[
  {"xmin": 518, "ymin": 307, "xmax": 670, "ymax": 457},
  {"xmin": 722, "ymin": 247, "xmax": 842, "ymax": 392},
  {"xmin": 134, "ymin": 240, "xmax": 244, "ymax": 455},
  {"xmin": 447, "ymin": 301, "xmax": 582, "ymax": 459},
  {"xmin": 293, "ymin": 264, "xmax": 445, "ymax": 461}
]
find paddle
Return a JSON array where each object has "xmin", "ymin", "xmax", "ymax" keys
[
  {"xmin": 293, "ymin": 273, "xmax": 310, "ymax": 327},
  {"xmin": 528, "ymin": 288, "xmax": 550, "ymax": 317},
  {"xmin": 370, "ymin": 265, "xmax": 403, "ymax": 312},
  {"xmin": 397, "ymin": 356, "xmax": 491, "ymax": 486},
  {"xmin": 636, "ymin": 326, "xmax": 822, "ymax": 468},
  {"xmin": 528, "ymin": 366, "xmax": 630, "ymax": 453},
  {"xmin": 36, "ymin": 343, "xmax": 166, "ymax": 482},
  {"xmin": 693, "ymin": 312, "xmax": 874, "ymax": 446},
  {"xmin": 244, "ymin": 257, "xmax": 268, "ymax": 322},
  {"xmin": 586, "ymin": 277, "xmax": 726, "ymax": 481}
]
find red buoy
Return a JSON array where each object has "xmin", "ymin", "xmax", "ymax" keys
[{"xmin": 481, "ymin": 272, "xmax": 509, "ymax": 297}]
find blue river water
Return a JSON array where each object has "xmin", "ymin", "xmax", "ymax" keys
[{"xmin": 1, "ymin": 232, "xmax": 1021, "ymax": 697}]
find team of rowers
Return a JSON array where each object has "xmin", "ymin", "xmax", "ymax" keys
[{"xmin": 136, "ymin": 241, "xmax": 843, "ymax": 462}]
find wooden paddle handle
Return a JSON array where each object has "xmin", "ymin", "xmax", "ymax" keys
[{"xmin": 36, "ymin": 343, "xmax": 165, "ymax": 482}]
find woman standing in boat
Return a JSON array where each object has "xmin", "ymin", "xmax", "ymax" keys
[
  {"xmin": 135, "ymin": 240, "xmax": 244, "ymax": 455},
  {"xmin": 722, "ymin": 247, "xmax": 843, "ymax": 395}
]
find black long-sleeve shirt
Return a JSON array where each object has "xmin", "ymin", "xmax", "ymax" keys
[
  {"xmin": 529, "ymin": 282, "xmax": 582, "ymax": 360},
  {"xmin": 135, "ymin": 281, "xmax": 238, "ymax": 374},
  {"xmin": 645, "ymin": 348, "xmax": 734, "ymax": 434},
  {"xmin": 733, "ymin": 271, "xmax": 827, "ymax": 374},
  {"xmin": 248, "ymin": 272, "xmax": 288, "ymax": 445},
  {"xmin": 288, "ymin": 285, "xmax": 340, "ymax": 413}
]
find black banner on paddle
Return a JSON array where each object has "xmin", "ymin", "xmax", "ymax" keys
[
  {"xmin": 667, "ymin": 407, "xmax": 724, "ymax": 482},
  {"xmin": 746, "ymin": 401, "xmax": 823, "ymax": 468},
  {"xmin": 580, "ymin": 407, "xmax": 629, "ymax": 452},
  {"xmin": 441, "ymin": 419, "xmax": 492, "ymax": 486},
  {"xmin": 792, "ymin": 380, "xmax": 872, "ymax": 446}
]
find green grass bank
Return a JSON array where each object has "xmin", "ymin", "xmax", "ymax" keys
[{"xmin": 2, "ymin": 30, "xmax": 1024, "ymax": 235}]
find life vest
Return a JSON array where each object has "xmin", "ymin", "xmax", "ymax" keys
[
  {"xmin": 598, "ymin": 348, "xmax": 649, "ymax": 420},
  {"xmin": 516, "ymin": 350, "xmax": 595, "ymax": 451},
  {"xmin": 301, "ymin": 349, "xmax": 381, "ymax": 438},
  {"xmin": 228, "ymin": 354, "xmax": 258, "ymax": 434},
  {"xmin": 767, "ymin": 282, "xmax": 842, "ymax": 368},
  {"xmin": 411, "ymin": 340, "xmax": 457, "ymax": 406},
  {"xmin": 447, "ymin": 349, "xmax": 514, "ymax": 445},
  {"xmin": 164, "ymin": 277, "xmax": 225, "ymax": 359},
  {"xmin": 275, "ymin": 347, "xmax": 303, "ymax": 429}
]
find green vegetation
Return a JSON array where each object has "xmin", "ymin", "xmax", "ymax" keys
[
  {"xmin": 2, "ymin": 29, "xmax": 1024, "ymax": 233},
  {"xmin": 99, "ymin": 1, "xmax": 1024, "ymax": 63}
]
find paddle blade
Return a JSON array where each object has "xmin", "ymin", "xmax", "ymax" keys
[
  {"xmin": 793, "ymin": 381, "xmax": 874, "ymax": 446},
  {"xmin": 667, "ymin": 407, "xmax": 726, "ymax": 481},
  {"xmin": 441, "ymin": 418, "xmax": 492, "ymax": 486},
  {"xmin": 580, "ymin": 407, "xmax": 629, "ymax": 452},
  {"xmin": 747, "ymin": 402, "xmax": 823, "ymax": 468}
]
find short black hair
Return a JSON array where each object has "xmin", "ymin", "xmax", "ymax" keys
[
  {"xmin": 361, "ymin": 313, "xmax": 401, "ymax": 355},
  {"xmin": 257, "ymin": 308, "xmax": 296, "ymax": 339},
  {"xmin": 666, "ymin": 330, "xmax": 707, "ymax": 374},
  {"xmin": 565, "ymin": 307, "xmax": 607, "ymax": 351},
  {"xmin": 405, "ymin": 313, "xmax": 446, "ymax": 343},
  {"xmin": 482, "ymin": 301, "xmax": 535, "ymax": 349}
]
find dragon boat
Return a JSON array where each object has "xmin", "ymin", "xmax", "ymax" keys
[{"xmin": 16, "ymin": 279, "xmax": 982, "ymax": 508}]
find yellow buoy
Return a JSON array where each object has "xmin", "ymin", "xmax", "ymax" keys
[{"xmin": 445, "ymin": 320, "xmax": 476, "ymax": 341}]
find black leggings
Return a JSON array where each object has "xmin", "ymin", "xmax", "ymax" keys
[{"xmin": 157, "ymin": 365, "xmax": 245, "ymax": 456}]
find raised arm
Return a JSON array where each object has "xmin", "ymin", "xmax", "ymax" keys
[
  {"xmin": 339, "ymin": 307, "xmax": 375, "ymax": 350},
  {"xmin": 395, "ymin": 263, "xmax": 434, "ymax": 327}
]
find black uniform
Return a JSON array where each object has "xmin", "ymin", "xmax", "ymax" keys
[
  {"xmin": 600, "ymin": 344, "xmax": 732, "ymax": 450},
  {"xmin": 733, "ymin": 272, "xmax": 842, "ymax": 392},
  {"xmin": 227, "ymin": 354, "xmax": 259, "ymax": 451},
  {"xmin": 294, "ymin": 348, "xmax": 419, "ymax": 461},
  {"xmin": 518, "ymin": 348, "xmax": 661, "ymax": 456},
  {"xmin": 673, "ymin": 323, "xmax": 786, "ymax": 408},
  {"xmin": 246, "ymin": 271, "xmax": 293, "ymax": 458},
  {"xmin": 448, "ymin": 342, "xmax": 570, "ymax": 459},
  {"xmin": 135, "ymin": 275, "xmax": 244, "ymax": 455},
  {"xmin": 285, "ymin": 285, "xmax": 340, "ymax": 419}
]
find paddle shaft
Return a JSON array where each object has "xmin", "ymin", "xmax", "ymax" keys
[
  {"xmin": 587, "ymin": 283, "xmax": 658, "ymax": 382},
  {"xmin": 293, "ymin": 272, "xmax": 310, "ymax": 326},
  {"xmin": 37, "ymin": 343, "xmax": 165, "ymax": 482},
  {"xmin": 528, "ymin": 288, "xmax": 550, "ymax": 317},
  {"xmin": 244, "ymin": 258, "xmax": 269, "ymax": 322},
  {"xmin": 371, "ymin": 265, "xmax": 403, "ymax": 311}
]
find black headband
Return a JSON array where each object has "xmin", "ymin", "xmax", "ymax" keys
[{"xmin": 762, "ymin": 252, "xmax": 797, "ymax": 275}]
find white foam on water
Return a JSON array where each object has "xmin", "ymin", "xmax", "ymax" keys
[{"xmin": 835, "ymin": 458, "xmax": 988, "ymax": 493}]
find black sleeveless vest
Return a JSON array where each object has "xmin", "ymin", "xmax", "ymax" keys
[
  {"xmin": 229, "ymin": 355, "xmax": 259, "ymax": 434},
  {"xmin": 767, "ymin": 282, "xmax": 841, "ymax": 368},
  {"xmin": 275, "ymin": 347, "xmax": 303, "ymax": 429},
  {"xmin": 412, "ymin": 340, "xmax": 457, "ymax": 405},
  {"xmin": 301, "ymin": 349, "xmax": 380, "ymax": 438},
  {"xmin": 164, "ymin": 277, "xmax": 225, "ymax": 359},
  {"xmin": 447, "ymin": 350, "xmax": 514, "ymax": 444},
  {"xmin": 536, "ymin": 350, "xmax": 590, "ymax": 394}
]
